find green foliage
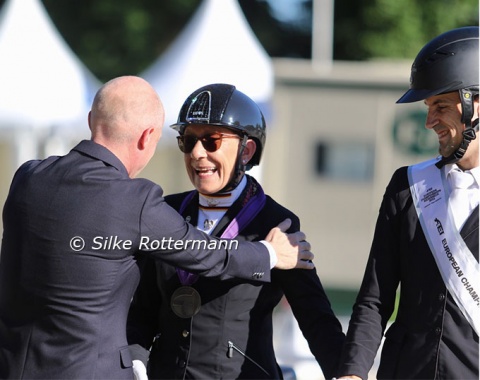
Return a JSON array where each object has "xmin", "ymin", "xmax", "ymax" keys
[
  {"xmin": 41, "ymin": 0, "xmax": 202, "ymax": 82},
  {"xmin": 361, "ymin": 0, "xmax": 479, "ymax": 59},
  {"xmin": 0, "ymin": 0, "xmax": 476, "ymax": 81}
]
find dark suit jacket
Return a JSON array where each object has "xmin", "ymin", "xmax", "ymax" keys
[
  {"xmin": 338, "ymin": 166, "xmax": 479, "ymax": 379},
  {"xmin": 0, "ymin": 140, "xmax": 271, "ymax": 379},
  {"xmin": 127, "ymin": 179, "xmax": 345, "ymax": 379}
]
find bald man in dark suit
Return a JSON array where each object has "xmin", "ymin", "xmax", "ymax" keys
[{"xmin": 0, "ymin": 76, "xmax": 313, "ymax": 379}]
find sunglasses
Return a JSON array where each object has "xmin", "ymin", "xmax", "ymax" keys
[{"xmin": 177, "ymin": 133, "xmax": 242, "ymax": 153}]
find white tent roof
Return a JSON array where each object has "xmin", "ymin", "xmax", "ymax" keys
[
  {"xmin": 141, "ymin": 0, "xmax": 274, "ymax": 140},
  {"xmin": 0, "ymin": 0, "xmax": 100, "ymax": 129}
]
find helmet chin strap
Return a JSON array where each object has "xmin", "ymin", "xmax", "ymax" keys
[
  {"xmin": 435, "ymin": 120, "xmax": 478, "ymax": 168},
  {"xmin": 435, "ymin": 89, "xmax": 478, "ymax": 168},
  {"xmin": 218, "ymin": 134, "xmax": 249, "ymax": 193}
]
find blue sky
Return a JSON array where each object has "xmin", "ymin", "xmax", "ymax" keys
[{"xmin": 264, "ymin": 0, "xmax": 306, "ymax": 22}]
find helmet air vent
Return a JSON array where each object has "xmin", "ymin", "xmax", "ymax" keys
[{"xmin": 186, "ymin": 91, "xmax": 211, "ymax": 123}]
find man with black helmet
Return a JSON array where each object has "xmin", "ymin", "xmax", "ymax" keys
[
  {"xmin": 337, "ymin": 27, "xmax": 479, "ymax": 379},
  {"xmin": 127, "ymin": 83, "xmax": 345, "ymax": 380}
]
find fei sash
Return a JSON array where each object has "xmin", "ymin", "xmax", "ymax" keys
[{"xmin": 408, "ymin": 158, "xmax": 480, "ymax": 335}]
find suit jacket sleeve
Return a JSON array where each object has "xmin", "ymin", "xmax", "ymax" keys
[
  {"xmin": 139, "ymin": 185, "xmax": 271, "ymax": 282},
  {"xmin": 274, "ymin": 215, "xmax": 345, "ymax": 379},
  {"xmin": 337, "ymin": 168, "xmax": 406, "ymax": 379}
]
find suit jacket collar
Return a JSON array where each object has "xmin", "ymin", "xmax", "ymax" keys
[
  {"xmin": 462, "ymin": 205, "xmax": 479, "ymax": 235},
  {"xmin": 461, "ymin": 206, "xmax": 479, "ymax": 261},
  {"xmin": 72, "ymin": 140, "xmax": 129, "ymax": 177}
]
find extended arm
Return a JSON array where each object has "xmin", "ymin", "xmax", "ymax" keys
[{"xmin": 139, "ymin": 187, "xmax": 313, "ymax": 282}]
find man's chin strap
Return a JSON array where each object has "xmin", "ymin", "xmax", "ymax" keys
[
  {"xmin": 436, "ymin": 89, "xmax": 478, "ymax": 169},
  {"xmin": 219, "ymin": 134, "xmax": 249, "ymax": 193}
]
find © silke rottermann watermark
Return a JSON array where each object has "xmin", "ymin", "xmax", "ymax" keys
[{"xmin": 69, "ymin": 236, "xmax": 239, "ymax": 252}]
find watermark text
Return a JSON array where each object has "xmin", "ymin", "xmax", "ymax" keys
[{"xmin": 69, "ymin": 235, "xmax": 238, "ymax": 252}]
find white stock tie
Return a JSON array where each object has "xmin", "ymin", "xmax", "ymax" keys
[{"xmin": 448, "ymin": 169, "xmax": 477, "ymax": 230}]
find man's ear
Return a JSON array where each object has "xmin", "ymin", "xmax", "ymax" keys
[
  {"xmin": 241, "ymin": 139, "xmax": 257, "ymax": 163},
  {"xmin": 87, "ymin": 111, "xmax": 92, "ymax": 132},
  {"xmin": 138, "ymin": 127, "xmax": 155, "ymax": 150},
  {"xmin": 475, "ymin": 95, "xmax": 479, "ymax": 117}
]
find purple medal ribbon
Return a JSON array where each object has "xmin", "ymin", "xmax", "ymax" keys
[
  {"xmin": 220, "ymin": 187, "xmax": 266, "ymax": 239},
  {"xmin": 176, "ymin": 183, "xmax": 267, "ymax": 285}
]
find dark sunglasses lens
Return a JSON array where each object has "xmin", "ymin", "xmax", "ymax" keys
[
  {"xmin": 202, "ymin": 136, "xmax": 221, "ymax": 152},
  {"xmin": 177, "ymin": 135, "xmax": 222, "ymax": 153},
  {"xmin": 177, "ymin": 136, "xmax": 189, "ymax": 153},
  {"xmin": 184, "ymin": 136, "xmax": 198, "ymax": 153}
]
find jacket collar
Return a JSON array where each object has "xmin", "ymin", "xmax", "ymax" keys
[{"xmin": 72, "ymin": 140, "xmax": 129, "ymax": 177}]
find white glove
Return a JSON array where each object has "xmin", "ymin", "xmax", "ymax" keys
[{"xmin": 132, "ymin": 359, "xmax": 148, "ymax": 380}]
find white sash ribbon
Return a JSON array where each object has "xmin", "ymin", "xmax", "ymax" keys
[{"xmin": 408, "ymin": 158, "xmax": 480, "ymax": 335}]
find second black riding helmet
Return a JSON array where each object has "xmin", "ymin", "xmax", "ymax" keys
[
  {"xmin": 397, "ymin": 26, "xmax": 479, "ymax": 167},
  {"xmin": 397, "ymin": 26, "xmax": 479, "ymax": 104}
]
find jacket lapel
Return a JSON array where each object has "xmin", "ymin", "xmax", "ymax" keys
[{"xmin": 461, "ymin": 205, "xmax": 479, "ymax": 262}]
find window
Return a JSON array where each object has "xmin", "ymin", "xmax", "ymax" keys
[{"xmin": 315, "ymin": 141, "xmax": 374, "ymax": 181}]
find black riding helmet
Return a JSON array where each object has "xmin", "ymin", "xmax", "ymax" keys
[
  {"xmin": 397, "ymin": 26, "xmax": 479, "ymax": 168},
  {"xmin": 171, "ymin": 83, "xmax": 267, "ymax": 190}
]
